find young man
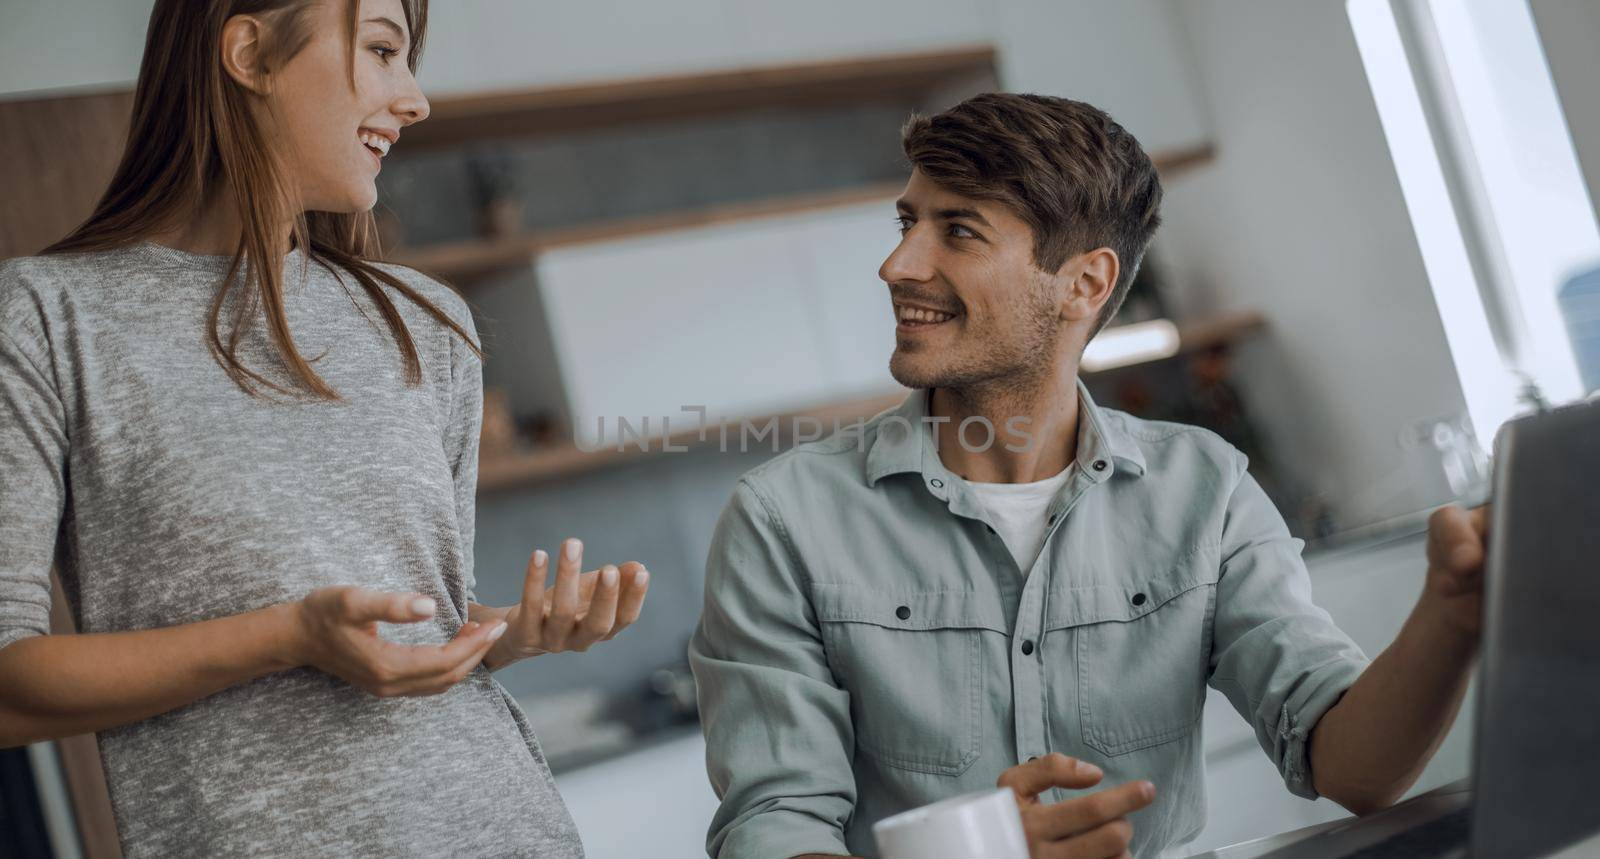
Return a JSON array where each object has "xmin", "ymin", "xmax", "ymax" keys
[{"xmin": 689, "ymin": 93, "xmax": 1486, "ymax": 859}]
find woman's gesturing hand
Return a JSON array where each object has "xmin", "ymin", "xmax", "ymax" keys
[
  {"xmin": 485, "ymin": 538, "xmax": 650, "ymax": 669},
  {"xmin": 293, "ymin": 587, "xmax": 507, "ymax": 697}
]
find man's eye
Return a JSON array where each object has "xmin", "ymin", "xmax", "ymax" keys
[{"xmin": 949, "ymin": 224, "xmax": 977, "ymax": 239}]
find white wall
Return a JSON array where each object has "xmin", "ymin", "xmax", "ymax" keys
[
  {"xmin": 1530, "ymin": 0, "xmax": 1600, "ymax": 229},
  {"xmin": 0, "ymin": 0, "xmax": 155, "ymax": 97},
  {"xmin": 420, "ymin": 0, "xmax": 1002, "ymax": 96},
  {"xmin": 991, "ymin": 0, "xmax": 1211, "ymax": 154},
  {"xmin": 0, "ymin": 0, "xmax": 1001, "ymax": 98},
  {"xmin": 1153, "ymin": 0, "xmax": 1472, "ymax": 526},
  {"xmin": 0, "ymin": 0, "xmax": 1206, "ymax": 152}
]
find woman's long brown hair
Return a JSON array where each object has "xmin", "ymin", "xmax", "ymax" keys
[{"xmin": 42, "ymin": 0, "xmax": 482, "ymax": 401}]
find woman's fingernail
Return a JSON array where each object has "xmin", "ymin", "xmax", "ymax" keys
[
  {"xmin": 534, "ymin": 549, "xmax": 548, "ymax": 567},
  {"xmin": 565, "ymin": 539, "xmax": 582, "ymax": 562},
  {"xmin": 603, "ymin": 565, "xmax": 619, "ymax": 587},
  {"xmin": 636, "ymin": 568, "xmax": 650, "ymax": 586},
  {"xmin": 487, "ymin": 621, "xmax": 508, "ymax": 641},
  {"xmin": 411, "ymin": 597, "xmax": 436, "ymax": 616},
  {"xmin": 1141, "ymin": 781, "xmax": 1156, "ymax": 800}
]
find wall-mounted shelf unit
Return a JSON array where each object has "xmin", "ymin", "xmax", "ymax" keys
[
  {"xmin": 373, "ymin": 44, "xmax": 1215, "ymax": 285},
  {"xmin": 478, "ymin": 309, "xmax": 1265, "ymax": 495},
  {"xmin": 399, "ymin": 46, "xmax": 1002, "ymax": 150},
  {"xmin": 390, "ymin": 143, "xmax": 1215, "ymax": 286}
]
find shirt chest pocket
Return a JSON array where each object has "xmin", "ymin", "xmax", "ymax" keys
[
  {"xmin": 811, "ymin": 583, "xmax": 1005, "ymax": 776},
  {"xmin": 1050, "ymin": 544, "xmax": 1220, "ymax": 757}
]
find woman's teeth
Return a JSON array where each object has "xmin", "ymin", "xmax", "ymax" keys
[
  {"xmin": 897, "ymin": 305, "xmax": 957, "ymax": 325},
  {"xmin": 359, "ymin": 131, "xmax": 390, "ymax": 157}
]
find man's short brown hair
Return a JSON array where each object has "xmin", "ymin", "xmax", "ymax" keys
[{"xmin": 901, "ymin": 93, "xmax": 1164, "ymax": 335}]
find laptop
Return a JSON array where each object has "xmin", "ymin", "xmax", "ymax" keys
[{"xmin": 1244, "ymin": 397, "xmax": 1600, "ymax": 858}]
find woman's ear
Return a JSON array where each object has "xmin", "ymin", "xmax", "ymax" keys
[
  {"xmin": 219, "ymin": 15, "xmax": 271, "ymax": 95},
  {"xmin": 1059, "ymin": 247, "xmax": 1121, "ymax": 324}
]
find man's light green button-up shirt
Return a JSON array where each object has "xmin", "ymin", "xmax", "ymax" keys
[{"xmin": 689, "ymin": 382, "xmax": 1370, "ymax": 858}]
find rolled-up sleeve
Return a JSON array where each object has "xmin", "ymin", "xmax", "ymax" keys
[
  {"xmin": 1207, "ymin": 454, "xmax": 1369, "ymax": 800},
  {"xmin": 688, "ymin": 477, "xmax": 856, "ymax": 858},
  {"xmin": 0, "ymin": 313, "xmax": 67, "ymax": 653}
]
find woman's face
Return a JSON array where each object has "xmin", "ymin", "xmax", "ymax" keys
[{"xmin": 263, "ymin": 0, "xmax": 429, "ymax": 214}]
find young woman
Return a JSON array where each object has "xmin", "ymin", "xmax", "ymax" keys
[{"xmin": 0, "ymin": 1, "xmax": 649, "ymax": 855}]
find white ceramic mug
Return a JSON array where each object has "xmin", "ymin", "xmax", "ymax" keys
[{"xmin": 872, "ymin": 787, "xmax": 1030, "ymax": 859}]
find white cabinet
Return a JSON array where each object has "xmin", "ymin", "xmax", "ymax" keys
[
  {"xmin": 497, "ymin": 197, "xmax": 902, "ymax": 446},
  {"xmin": 417, "ymin": 0, "xmax": 740, "ymax": 95},
  {"xmin": 556, "ymin": 730, "xmax": 718, "ymax": 859},
  {"xmin": 773, "ymin": 202, "xmax": 905, "ymax": 399}
]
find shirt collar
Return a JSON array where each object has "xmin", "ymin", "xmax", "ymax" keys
[{"xmin": 865, "ymin": 377, "xmax": 1147, "ymax": 488}]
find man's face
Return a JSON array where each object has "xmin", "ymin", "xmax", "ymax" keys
[{"xmin": 880, "ymin": 168, "xmax": 1065, "ymax": 392}]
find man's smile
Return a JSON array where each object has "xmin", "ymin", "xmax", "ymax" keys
[{"xmin": 894, "ymin": 301, "xmax": 963, "ymax": 332}]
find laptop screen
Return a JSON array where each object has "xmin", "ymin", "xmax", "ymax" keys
[{"xmin": 1472, "ymin": 398, "xmax": 1600, "ymax": 858}]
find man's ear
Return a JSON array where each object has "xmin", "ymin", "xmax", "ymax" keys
[
  {"xmin": 1059, "ymin": 247, "xmax": 1121, "ymax": 324},
  {"xmin": 220, "ymin": 15, "xmax": 271, "ymax": 95}
]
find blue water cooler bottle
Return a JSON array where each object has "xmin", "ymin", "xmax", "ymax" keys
[{"xmin": 1561, "ymin": 264, "xmax": 1600, "ymax": 395}]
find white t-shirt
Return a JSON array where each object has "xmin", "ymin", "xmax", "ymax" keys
[{"xmin": 966, "ymin": 464, "xmax": 1075, "ymax": 573}]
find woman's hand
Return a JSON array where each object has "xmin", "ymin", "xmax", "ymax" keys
[
  {"xmin": 293, "ymin": 587, "xmax": 506, "ymax": 697},
  {"xmin": 483, "ymin": 538, "xmax": 650, "ymax": 670}
]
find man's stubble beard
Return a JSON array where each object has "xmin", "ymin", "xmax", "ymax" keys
[{"xmin": 888, "ymin": 279, "xmax": 1061, "ymax": 401}]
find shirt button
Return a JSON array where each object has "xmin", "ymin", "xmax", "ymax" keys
[
  {"xmin": 1027, "ymin": 755, "xmax": 1039, "ymax": 762},
  {"xmin": 930, "ymin": 478, "xmax": 944, "ymax": 489},
  {"xmin": 896, "ymin": 605, "xmax": 911, "ymax": 620},
  {"xmin": 1131, "ymin": 592, "xmax": 1147, "ymax": 607},
  {"xmin": 1021, "ymin": 640, "xmax": 1035, "ymax": 656},
  {"xmin": 1093, "ymin": 460, "xmax": 1108, "ymax": 472}
]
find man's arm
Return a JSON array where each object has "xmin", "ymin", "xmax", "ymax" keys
[
  {"xmin": 1207, "ymin": 458, "xmax": 1372, "ymax": 802},
  {"xmin": 689, "ymin": 478, "xmax": 859, "ymax": 859},
  {"xmin": 1308, "ymin": 506, "xmax": 1484, "ymax": 814}
]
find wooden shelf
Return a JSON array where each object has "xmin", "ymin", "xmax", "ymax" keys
[
  {"xmin": 390, "ymin": 144, "xmax": 1216, "ymax": 285},
  {"xmin": 476, "ymin": 310, "xmax": 1265, "ymax": 495},
  {"xmin": 390, "ymin": 181, "xmax": 907, "ymax": 283},
  {"xmin": 401, "ymin": 46, "xmax": 1000, "ymax": 150},
  {"xmin": 1170, "ymin": 308, "xmax": 1266, "ymax": 353},
  {"xmin": 478, "ymin": 389, "xmax": 912, "ymax": 494}
]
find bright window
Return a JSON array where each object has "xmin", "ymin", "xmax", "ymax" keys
[{"xmin": 1348, "ymin": 0, "xmax": 1600, "ymax": 446}]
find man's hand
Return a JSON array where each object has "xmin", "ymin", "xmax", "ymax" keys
[
  {"xmin": 997, "ymin": 753, "xmax": 1154, "ymax": 859},
  {"xmin": 1307, "ymin": 503, "xmax": 1489, "ymax": 812},
  {"xmin": 484, "ymin": 538, "xmax": 650, "ymax": 670},
  {"xmin": 1421, "ymin": 504, "xmax": 1490, "ymax": 639}
]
